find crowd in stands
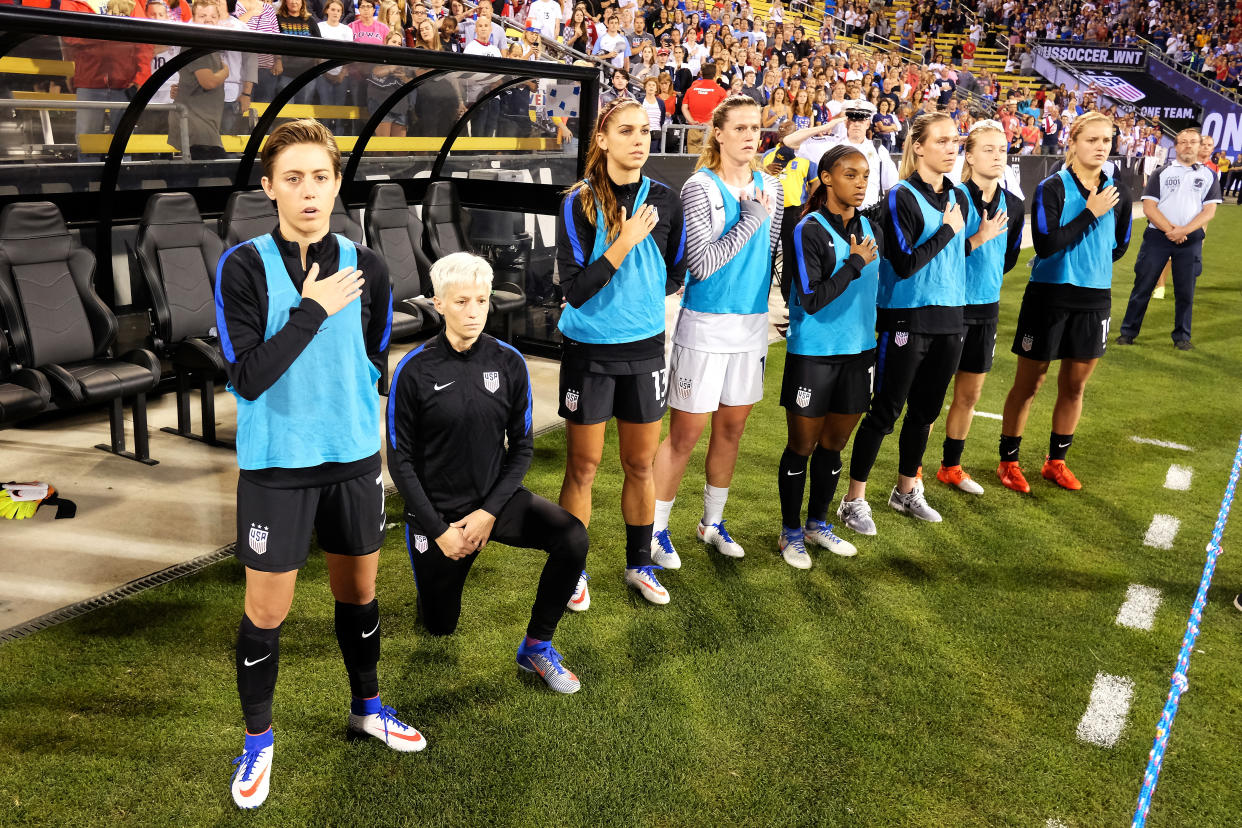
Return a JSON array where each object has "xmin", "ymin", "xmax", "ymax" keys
[{"xmin": 29, "ymin": 0, "xmax": 1163, "ymax": 157}]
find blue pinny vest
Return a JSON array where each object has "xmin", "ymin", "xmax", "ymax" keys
[
  {"xmin": 1029, "ymin": 169, "xmax": 1117, "ymax": 290},
  {"xmin": 788, "ymin": 212, "xmax": 879, "ymax": 357},
  {"xmin": 962, "ymin": 186, "xmax": 1009, "ymax": 306},
  {"xmin": 557, "ymin": 177, "xmax": 666, "ymax": 344},
  {"xmin": 681, "ymin": 169, "xmax": 774, "ymax": 316},
  {"xmin": 232, "ymin": 233, "xmax": 381, "ymax": 470},
  {"xmin": 877, "ymin": 180, "xmax": 966, "ymax": 310}
]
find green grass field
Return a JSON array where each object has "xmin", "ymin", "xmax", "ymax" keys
[{"xmin": 2, "ymin": 210, "xmax": 1241, "ymax": 828}]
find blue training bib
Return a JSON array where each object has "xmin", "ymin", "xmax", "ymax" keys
[
  {"xmin": 232, "ymin": 233, "xmax": 382, "ymax": 470},
  {"xmin": 1030, "ymin": 169, "xmax": 1120, "ymax": 290},
  {"xmin": 877, "ymin": 180, "xmax": 966, "ymax": 310},
  {"xmin": 682, "ymin": 169, "xmax": 774, "ymax": 316},
  {"xmin": 788, "ymin": 212, "xmax": 879, "ymax": 357}
]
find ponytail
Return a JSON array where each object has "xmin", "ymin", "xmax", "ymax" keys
[
  {"xmin": 566, "ymin": 98, "xmax": 646, "ymax": 242},
  {"xmin": 697, "ymin": 95, "xmax": 763, "ymax": 173},
  {"xmin": 802, "ymin": 144, "xmax": 865, "ymax": 217},
  {"xmin": 960, "ymin": 120, "xmax": 1006, "ymax": 184},
  {"xmin": 897, "ymin": 111, "xmax": 953, "ymax": 179}
]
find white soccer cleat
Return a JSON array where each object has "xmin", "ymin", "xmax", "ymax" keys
[
  {"xmin": 803, "ymin": 520, "xmax": 858, "ymax": 557},
  {"xmin": 347, "ymin": 698, "xmax": 427, "ymax": 752},
  {"xmin": 777, "ymin": 527, "xmax": 813, "ymax": 570},
  {"xmin": 566, "ymin": 570, "xmax": 590, "ymax": 612},
  {"xmin": 697, "ymin": 520, "xmax": 745, "ymax": 558},
  {"xmin": 230, "ymin": 728, "xmax": 274, "ymax": 810},
  {"xmin": 650, "ymin": 529, "xmax": 682, "ymax": 569},
  {"xmin": 624, "ymin": 565, "xmax": 670, "ymax": 605}
]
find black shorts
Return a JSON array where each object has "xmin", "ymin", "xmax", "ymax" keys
[
  {"xmin": 234, "ymin": 466, "xmax": 386, "ymax": 573},
  {"xmin": 1012, "ymin": 290, "xmax": 1110, "ymax": 362},
  {"xmin": 780, "ymin": 351, "xmax": 875, "ymax": 418},
  {"xmin": 958, "ymin": 318, "xmax": 999, "ymax": 373},
  {"xmin": 558, "ymin": 357, "xmax": 668, "ymax": 425}
]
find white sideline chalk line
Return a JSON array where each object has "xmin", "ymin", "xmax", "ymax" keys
[
  {"xmin": 1131, "ymin": 436, "xmax": 1193, "ymax": 451},
  {"xmin": 1116, "ymin": 584, "xmax": 1163, "ymax": 631},
  {"xmin": 1164, "ymin": 465, "xmax": 1193, "ymax": 491},
  {"xmin": 1046, "ymin": 820, "xmax": 1068, "ymax": 828},
  {"xmin": 974, "ymin": 410, "xmax": 1003, "ymax": 420},
  {"xmin": 1143, "ymin": 514, "xmax": 1181, "ymax": 550},
  {"xmin": 1076, "ymin": 673, "xmax": 1135, "ymax": 748}
]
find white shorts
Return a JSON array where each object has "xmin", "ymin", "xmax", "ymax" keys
[{"xmin": 667, "ymin": 344, "xmax": 767, "ymax": 413}]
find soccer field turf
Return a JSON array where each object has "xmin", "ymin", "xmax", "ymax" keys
[{"xmin": 1, "ymin": 212, "xmax": 1240, "ymax": 827}]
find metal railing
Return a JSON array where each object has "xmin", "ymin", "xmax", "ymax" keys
[
  {"xmin": 2, "ymin": 98, "xmax": 188, "ymax": 155},
  {"xmin": 1136, "ymin": 34, "xmax": 1241, "ymax": 105}
]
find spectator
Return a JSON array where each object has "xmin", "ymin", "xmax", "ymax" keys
[
  {"xmin": 667, "ymin": 45, "xmax": 694, "ymax": 92},
  {"xmin": 528, "ymin": 0, "xmax": 562, "ymax": 39},
  {"xmin": 600, "ymin": 67, "xmax": 632, "ymax": 107},
  {"xmin": 169, "ymin": 0, "xmax": 229, "ymax": 159},
  {"xmin": 273, "ymin": 0, "xmax": 321, "ymax": 105},
  {"xmin": 314, "ymin": 0, "xmax": 352, "ymax": 130},
  {"xmin": 682, "ymin": 62, "xmax": 728, "ymax": 154},
  {"xmin": 594, "ymin": 15, "xmax": 630, "ymax": 69},
  {"xmin": 235, "ymin": 0, "xmax": 281, "ymax": 102},
  {"xmin": 563, "ymin": 6, "xmax": 593, "ymax": 52},
  {"xmin": 631, "ymin": 42, "xmax": 660, "ymax": 83},
  {"xmin": 873, "ymin": 96, "xmax": 899, "ymax": 150},
  {"xmin": 368, "ymin": 31, "xmax": 413, "ymax": 138},
  {"xmin": 63, "ymin": 0, "xmax": 148, "ymax": 148},
  {"xmin": 1040, "ymin": 104, "xmax": 1061, "ymax": 155},
  {"xmin": 349, "ymin": 0, "xmax": 389, "ymax": 44},
  {"xmin": 464, "ymin": 16, "xmax": 503, "ymax": 136},
  {"xmin": 761, "ymin": 84, "xmax": 791, "ymax": 131},
  {"xmin": 641, "ymin": 76, "xmax": 667, "ymax": 152}
]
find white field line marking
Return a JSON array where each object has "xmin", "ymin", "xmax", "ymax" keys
[
  {"xmin": 942, "ymin": 405, "xmax": 1002, "ymax": 420},
  {"xmin": 1164, "ymin": 465, "xmax": 1193, "ymax": 491},
  {"xmin": 1046, "ymin": 820, "xmax": 1068, "ymax": 828},
  {"xmin": 1116, "ymin": 584, "xmax": 1163, "ymax": 631},
  {"xmin": 1143, "ymin": 515, "xmax": 1181, "ymax": 550},
  {"xmin": 1076, "ymin": 673, "xmax": 1135, "ymax": 748},
  {"xmin": 1130, "ymin": 436, "xmax": 1193, "ymax": 451}
]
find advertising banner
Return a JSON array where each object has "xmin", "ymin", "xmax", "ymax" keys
[{"xmin": 1034, "ymin": 41, "xmax": 1148, "ymax": 69}]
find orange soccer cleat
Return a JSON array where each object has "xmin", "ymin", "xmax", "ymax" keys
[
  {"xmin": 937, "ymin": 464, "xmax": 985, "ymax": 494},
  {"xmin": 1041, "ymin": 457, "xmax": 1082, "ymax": 490},
  {"xmin": 996, "ymin": 461, "xmax": 1031, "ymax": 494}
]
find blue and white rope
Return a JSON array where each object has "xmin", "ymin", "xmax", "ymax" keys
[{"xmin": 1131, "ymin": 431, "xmax": 1242, "ymax": 828}]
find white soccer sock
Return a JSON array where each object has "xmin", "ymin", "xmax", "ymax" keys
[
  {"xmin": 702, "ymin": 485, "xmax": 729, "ymax": 527},
  {"xmin": 653, "ymin": 498, "xmax": 675, "ymax": 534}
]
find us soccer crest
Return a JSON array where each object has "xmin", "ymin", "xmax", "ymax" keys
[
  {"xmin": 894, "ymin": 331, "xmax": 909, "ymax": 347},
  {"xmin": 677, "ymin": 376, "xmax": 693, "ymax": 399},
  {"xmin": 565, "ymin": 389, "xmax": 579, "ymax": 412},
  {"xmin": 1021, "ymin": 334, "xmax": 1034, "ymax": 352},
  {"xmin": 795, "ymin": 386, "xmax": 812, "ymax": 408},
  {"xmin": 483, "ymin": 371, "xmax": 499, "ymax": 393},
  {"xmin": 248, "ymin": 523, "xmax": 269, "ymax": 555},
  {"xmin": 413, "ymin": 534, "xmax": 428, "ymax": 554}
]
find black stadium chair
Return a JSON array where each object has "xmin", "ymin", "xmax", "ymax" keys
[
  {"xmin": 422, "ymin": 180, "xmax": 526, "ymax": 342},
  {"xmin": 0, "ymin": 202, "xmax": 161, "ymax": 464},
  {"xmin": 132, "ymin": 192, "xmax": 231, "ymax": 447},
  {"xmin": 0, "ymin": 325, "xmax": 51, "ymax": 427},
  {"xmin": 330, "ymin": 196, "xmax": 364, "ymax": 244},
  {"xmin": 220, "ymin": 190, "xmax": 277, "ymax": 247}
]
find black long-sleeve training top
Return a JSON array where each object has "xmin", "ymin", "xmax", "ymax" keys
[
  {"xmin": 1030, "ymin": 168, "xmax": 1132, "ymax": 310},
  {"xmin": 216, "ymin": 228, "xmax": 392, "ymax": 487},
  {"xmin": 794, "ymin": 208, "xmax": 886, "ymax": 315},
  {"xmin": 386, "ymin": 331, "xmax": 533, "ymax": 539},
  {"xmin": 881, "ymin": 170, "xmax": 965, "ymax": 333}
]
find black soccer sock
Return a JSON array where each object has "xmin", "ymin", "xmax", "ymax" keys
[
  {"xmin": 625, "ymin": 522, "xmax": 654, "ymax": 568},
  {"xmin": 1049, "ymin": 432, "xmax": 1074, "ymax": 462},
  {"xmin": 236, "ymin": 614, "xmax": 280, "ymax": 734},
  {"xmin": 849, "ymin": 419, "xmax": 886, "ymax": 483},
  {"xmin": 942, "ymin": 437, "xmax": 965, "ymax": 468},
  {"xmin": 334, "ymin": 599, "xmax": 380, "ymax": 700},
  {"xmin": 999, "ymin": 434, "xmax": 1022, "ymax": 463},
  {"xmin": 778, "ymin": 448, "xmax": 809, "ymax": 529},
  {"xmin": 807, "ymin": 447, "xmax": 842, "ymax": 523},
  {"xmin": 897, "ymin": 418, "xmax": 932, "ymax": 479}
]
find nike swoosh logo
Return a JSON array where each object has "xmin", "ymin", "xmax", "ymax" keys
[
  {"xmin": 1058, "ymin": 442, "xmax": 1071, "ymax": 448},
  {"xmin": 239, "ymin": 765, "xmax": 268, "ymax": 798},
  {"xmin": 571, "ymin": 588, "xmax": 587, "ymax": 605},
  {"xmin": 243, "ymin": 654, "xmax": 270, "ymax": 667},
  {"xmin": 361, "ymin": 622, "xmax": 380, "ymax": 639},
  {"xmin": 786, "ymin": 470, "xmax": 804, "ymax": 476},
  {"xmin": 832, "ymin": 469, "xmax": 841, "ymax": 476},
  {"xmin": 433, "ymin": 381, "xmax": 455, "ymax": 391}
]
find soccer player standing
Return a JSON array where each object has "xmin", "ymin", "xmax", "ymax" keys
[
  {"xmin": 936, "ymin": 120, "xmax": 1025, "ymax": 494},
  {"xmin": 837, "ymin": 112, "xmax": 967, "ymax": 536},
  {"xmin": 651, "ymin": 96, "xmax": 783, "ymax": 570},
  {"xmin": 555, "ymin": 99, "xmax": 687, "ymax": 608},
  {"xmin": 388, "ymin": 253, "xmax": 588, "ymax": 693},
  {"xmin": 216, "ymin": 120, "xmax": 423, "ymax": 810},
  {"xmin": 776, "ymin": 144, "xmax": 883, "ymax": 568},
  {"xmin": 998, "ymin": 112, "xmax": 1132, "ymax": 492}
]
